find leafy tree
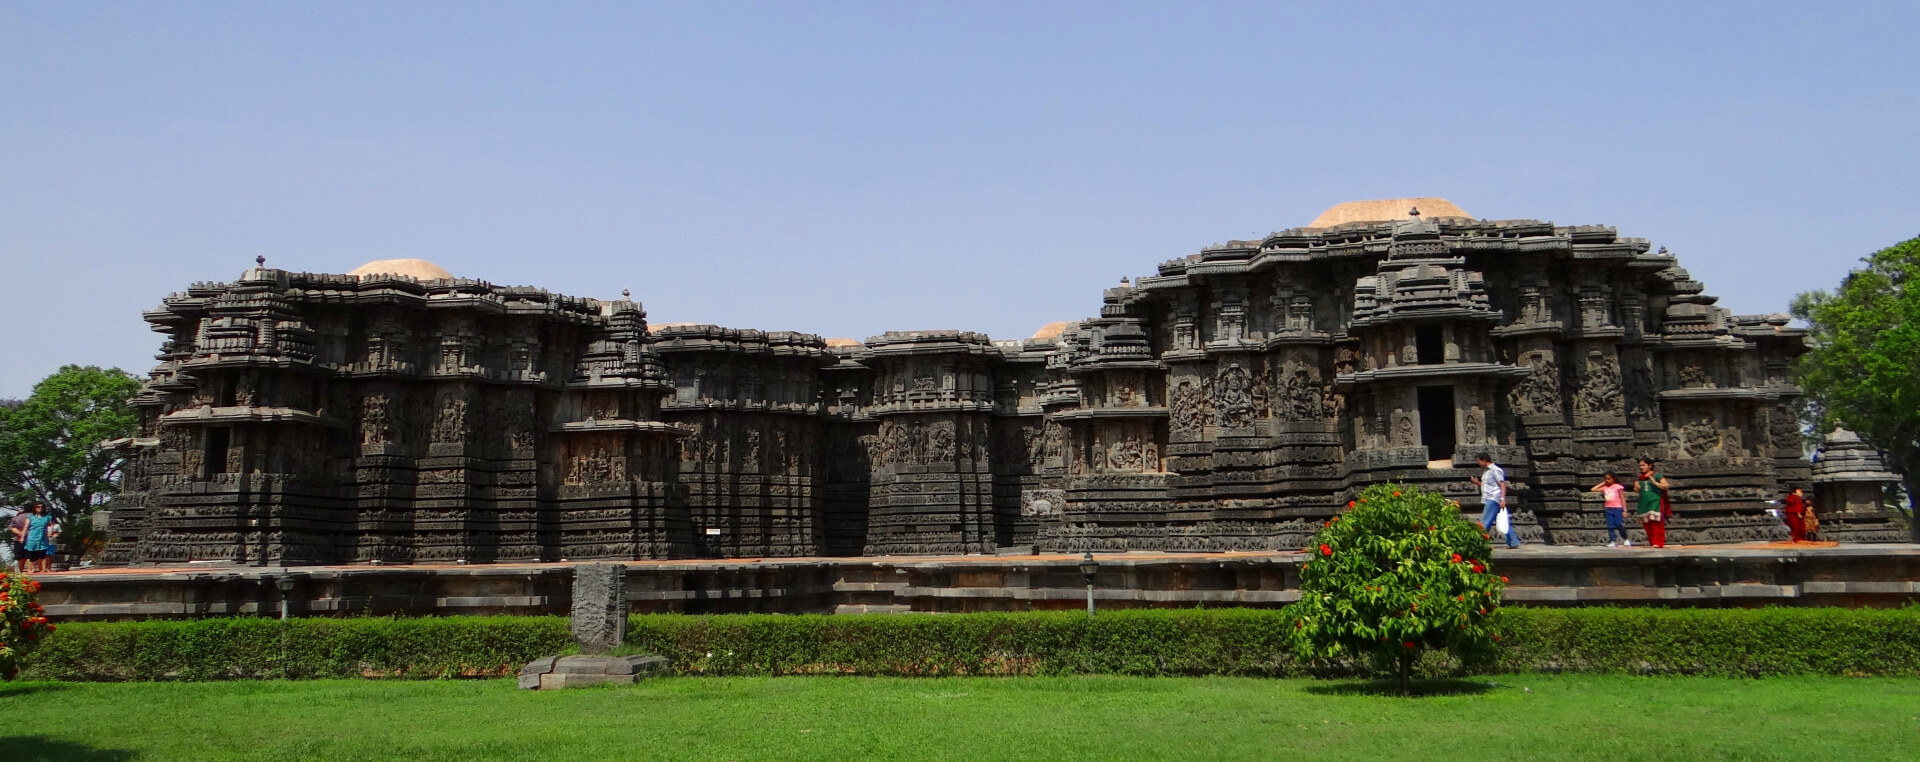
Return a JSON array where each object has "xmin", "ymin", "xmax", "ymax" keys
[
  {"xmin": 0, "ymin": 365, "xmax": 142, "ymax": 551},
  {"xmin": 1792, "ymin": 235, "xmax": 1920, "ymax": 539},
  {"xmin": 1286, "ymin": 483, "xmax": 1507, "ymax": 694}
]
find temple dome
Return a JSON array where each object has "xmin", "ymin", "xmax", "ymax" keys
[
  {"xmin": 1031, "ymin": 321, "xmax": 1075, "ymax": 340},
  {"xmin": 348, "ymin": 258, "xmax": 454, "ymax": 281},
  {"xmin": 1307, "ymin": 197, "xmax": 1470, "ymax": 228}
]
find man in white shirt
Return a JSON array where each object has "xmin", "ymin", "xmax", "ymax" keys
[{"xmin": 1470, "ymin": 453, "xmax": 1519, "ymax": 549}]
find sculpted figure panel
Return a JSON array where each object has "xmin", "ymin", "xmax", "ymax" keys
[
  {"xmin": 1573, "ymin": 354, "xmax": 1623, "ymax": 416},
  {"xmin": 431, "ymin": 393, "xmax": 469, "ymax": 444},
  {"xmin": 1510, "ymin": 358, "xmax": 1562, "ymax": 417},
  {"xmin": 359, "ymin": 395, "xmax": 395, "ymax": 445},
  {"xmin": 1215, "ymin": 364, "xmax": 1252, "ymax": 429}
]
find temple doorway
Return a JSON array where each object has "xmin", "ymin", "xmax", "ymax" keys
[{"xmin": 1417, "ymin": 385, "xmax": 1456, "ymax": 467}]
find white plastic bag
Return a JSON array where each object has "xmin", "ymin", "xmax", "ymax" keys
[{"xmin": 1495, "ymin": 507, "xmax": 1511, "ymax": 535}]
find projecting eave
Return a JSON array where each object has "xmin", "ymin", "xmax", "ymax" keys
[{"xmin": 1334, "ymin": 362, "xmax": 1531, "ymax": 389}]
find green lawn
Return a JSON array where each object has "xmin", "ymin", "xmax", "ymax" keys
[{"xmin": 4, "ymin": 675, "xmax": 1916, "ymax": 761}]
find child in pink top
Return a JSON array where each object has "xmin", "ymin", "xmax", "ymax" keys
[{"xmin": 1591, "ymin": 473, "xmax": 1629, "ymax": 547}]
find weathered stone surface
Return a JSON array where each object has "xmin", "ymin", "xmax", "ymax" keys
[
  {"xmin": 32, "ymin": 546, "xmax": 1920, "ymax": 619},
  {"xmin": 571, "ymin": 563, "xmax": 626, "ymax": 654},
  {"xmin": 94, "ymin": 203, "xmax": 1907, "ymax": 566},
  {"xmin": 518, "ymin": 654, "xmax": 668, "ymax": 690}
]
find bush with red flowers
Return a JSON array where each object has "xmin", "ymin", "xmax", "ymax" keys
[
  {"xmin": 1286, "ymin": 482, "xmax": 1506, "ymax": 694},
  {"xmin": 1, "ymin": 571, "xmax": 57, "ymax": 680}
]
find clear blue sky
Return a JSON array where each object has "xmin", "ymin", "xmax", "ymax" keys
[{"xmin": 3, "ymin": 1, "xmax": 1916, "ymax": 397}]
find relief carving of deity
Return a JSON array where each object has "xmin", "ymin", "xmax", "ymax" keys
[
  {"xmin": 1215, "ymin": 364, "xmax": 1253, "ymax": 428},
  {"xmin": 703, "ymin": 425, "xmax": 730, "ymax": 466},
  {"xmin": 1509, "ymin": 357, "xmax": 1562, "ymax": 417},
  {"xmin": 1333, "ymin": 345, "xmax": 1357, "ymax": 376},
  {"xmin": 431, "ymin": 394, "xmax": 469, "ymax": 444},
  {"xmin": 679, "ymin": 423, "xmax": 705, "ymax": 462},
  {"xmin": 928, "ymin": 420, "xmax": 956, "ymax": 463},
  {"xmin": 1769, "ymin": 405, "xmax": 1802, "ymax": 450},
  {"xmin": 1250, "ymin": 367, "xmax": 1273, "ymax": 419},
  {"xmin": 1679, "ymin": 417, "xmax": 1722, "ymax": 457},
  {"xmin": 359, "ymin": 395, "xmax": 395, "ymax": 445},
  {"xmin": 905, "ymin": 421, "xmax": 929, "ymax": 464},
  {"xmin": 1573, "ymin": 354, "xmax": 1623, "ymax": 416},
  {"xmin": 1280, "ymin": 364, "xmax": 1325, "ymax": 422},
  {"xmin": 1170, "ymin": 379, "xmax": 1209, "ymax": 436},
  {"xmin": 1392, "ymin": 413, "xmax": 1418, "ymax": 447},
  {"xmin": 1107, "ymin": 430, "xmax": 1144, "ymax": 472},
  {"xmin": 233, "ymin": 371, "xmax": 259, "ymax": 408},
  {"xmin": 1679, "ymin": 363, "xmax": 1714, "ymax": 389},
  {"xmin": 1113, "ymin": 374, "xmax": 1138, "ymax": 407},
  {"xmin": 506, "ymin": 391, "xmax": 537, "ymax": 451},
  {"xmin": 1462, "ymin": 405, "xmax": 1486, "ymax": 444}
]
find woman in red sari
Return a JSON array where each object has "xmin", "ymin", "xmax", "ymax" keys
[{"xmin": 1782, "ymin": 486, "xmax": 1808, "ymax": 543}]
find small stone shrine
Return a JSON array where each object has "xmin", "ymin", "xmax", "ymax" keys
[
  {"xmin": 98, "ymin": 199, "xmax": 1910, "ymax": 565},
  {"xmin": 1810, "ymin": 429, "xmax": 1907, "ymax": 542}
]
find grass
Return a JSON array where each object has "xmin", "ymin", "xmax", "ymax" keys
[{"xmin": 3, "ymin": 675, "xmax": 1917, "ymax": 761}]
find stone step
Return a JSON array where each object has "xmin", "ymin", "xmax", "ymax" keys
[{"xmin": 834, "ymin": 603, "xmax": 913, "ymax": 614}]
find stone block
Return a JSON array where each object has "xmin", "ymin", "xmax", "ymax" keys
[
  {"xmin": 518, "ymin": 654, "xmax": 669, "ymax": 690},
  {"xmin": 571, "ymin": 563, "xmax": 627, "ymax": 654}
]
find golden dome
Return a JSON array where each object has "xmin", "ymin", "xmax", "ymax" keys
[
  {"xmin": 1031, "ymin": 321, "xmax": 1075, "ymax": 340},
  {"xmin": 1307, "ymin": 197, "xmax": 1470, "ymax": 228},
  {"xmin": 348, "ymin": 258, "xmax": 454, "ymax": 281}
]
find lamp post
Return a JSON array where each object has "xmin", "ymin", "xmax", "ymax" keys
[
  {"xmin": 1078, "ymin": 552, "xmax": 1100, "ymax": 616},
  {"xmin": 273, "ymin": 574, "xmax": 297, "ymax": 621}
]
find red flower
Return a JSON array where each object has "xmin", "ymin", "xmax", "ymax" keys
[
  {"xmin": 1471, "ymin": 562, "xmax": 1486, "ymax": 573},
  {"xmin": 1319, "ymin": 544, "xmax": 1333, "ymax": 557},
  {"xmin": 1500, "ymin": 575, "xmax": 1509, "ymax": 583},
  {"xmin": 1450, "ymin": 553, "xmax": 1462, "ymax": 563},
  {"xmin": 1479, "ymin": 608, "xmax": 1488, "ymax": 615},
  {"xmin": 1347, "ymin": 500, "xmax": 1356, "ymax": 508},
  {"xmin": 1493, "ymin": 635, "xmax": 1501, "ymax": 642},
  {"xmin": 1456, "ymin": 595, "xmax": 1465, "ymax": 601},
  {"xmin": 1393, "ymin": 491, "xmax": 1402, "ymax": 497},
  {"xmin": 1403, "ymin": 641, "xmax": 1416, "ymax": 649}
]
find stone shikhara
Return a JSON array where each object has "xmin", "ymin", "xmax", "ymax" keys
[{"xmin": 94, "ymin": 199, "xmax": 1906, "ymax": 566}]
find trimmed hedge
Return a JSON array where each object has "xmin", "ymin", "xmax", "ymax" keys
[
  {"xmin": 23, "ymin": 616, "xmax": 571, "ymax": 681},
  {"xmin": 22, "ymin": 607, "xmax": 1920, "ymax": 681}
]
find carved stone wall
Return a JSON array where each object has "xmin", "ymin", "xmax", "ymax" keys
[{"xmin": 102, "ymin": 210, "xmax": 1898, "ymax": 567}]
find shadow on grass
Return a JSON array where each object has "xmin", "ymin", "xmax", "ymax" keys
[
  {"xmin": 0, "ymin": 736, "xmax": 136, "ymax": 761},
  {"xmin": 1304, "ymin": 678, "xmax": 1495, "ymax": 698},
  {"xmin": 0, "ymin": 683, "xmax": 69, "ymax": 699}
]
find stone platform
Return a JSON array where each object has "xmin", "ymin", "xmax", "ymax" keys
[
  {"xmin": 518, "ymin": 655, "xmax": 668, "ymax": 690},
  {"xmin": 32, "ymin": 544, "xmax": 1920, "ymax": 621}
]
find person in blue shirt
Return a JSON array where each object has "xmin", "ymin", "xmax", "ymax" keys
[{"xmin": 12, "ymin": 502, "xmax": 59, "ymax": 574}]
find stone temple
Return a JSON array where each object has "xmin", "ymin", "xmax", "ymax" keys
[{"xmin": 97, "ymin": 199, "xmax": 1908, "ymax": 566}]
